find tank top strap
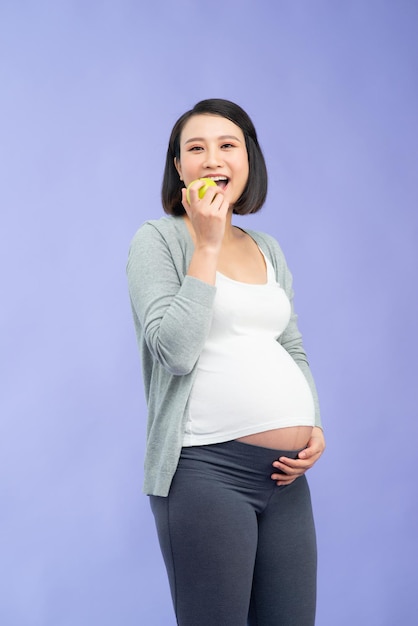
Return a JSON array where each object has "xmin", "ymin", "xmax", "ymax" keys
[{"xmin": 258, "ymin": 246, "xmax": 277, "ymax": 284}]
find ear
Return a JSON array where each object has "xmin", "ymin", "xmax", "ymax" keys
[{"xmin": 174, "ymin": 157, "xmax": 183, "ymax": 181}]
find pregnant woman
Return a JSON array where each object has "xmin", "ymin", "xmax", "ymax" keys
[{"xmin": 127, "ymin": 98, "xmax": 326, "ymax": 626}]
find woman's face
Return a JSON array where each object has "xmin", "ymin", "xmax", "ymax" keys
[{"xmin": 175, "ymin": 114, "xmax": 249, "ymax": 206}]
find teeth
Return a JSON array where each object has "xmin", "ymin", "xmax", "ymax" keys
[{"xmin": 206, "ymin": 176, "xmax": 228, "ymax": 181}]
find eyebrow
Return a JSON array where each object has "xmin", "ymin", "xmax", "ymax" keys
[{"xmin": 184, "ymin": 134, "xmax": 242, "ymax": 145}]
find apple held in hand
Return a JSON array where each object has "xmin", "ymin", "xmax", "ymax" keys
[{"xmin": 186, "ymin": 178, "xmax": 218, "ymax": 204}]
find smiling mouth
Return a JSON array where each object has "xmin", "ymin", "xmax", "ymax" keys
[{"xmin": 205, "ymin": 176, "xmax": 229, "ymax": 189}]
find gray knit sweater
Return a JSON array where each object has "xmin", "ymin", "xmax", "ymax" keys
[{"xmin": 127, "ymin": 216, "xmax": 321, "ymax": 496}]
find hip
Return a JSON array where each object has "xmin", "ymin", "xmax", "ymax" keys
[{"xmin": 177, "ymin": 439, "xmax": 306, "ymax": 491}]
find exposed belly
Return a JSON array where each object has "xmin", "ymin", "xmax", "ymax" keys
[{"xmin": 237, "ymin": 425, "xmax": 313, "ymax": 451}]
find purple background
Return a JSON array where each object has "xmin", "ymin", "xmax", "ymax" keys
[{"xmin": 1, "ymin": 1, "xmax": 417, "ymax": 624}]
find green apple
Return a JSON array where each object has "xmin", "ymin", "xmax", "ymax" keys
[{"xmin": 186, "ymin": 177, "xmax": 218, "ymax": 204}]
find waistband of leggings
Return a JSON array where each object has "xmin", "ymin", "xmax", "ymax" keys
[{"xmin": 180, "ymin": 439, "xmax": 305, "ymax": 470}]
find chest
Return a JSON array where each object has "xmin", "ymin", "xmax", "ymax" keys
[{"xmin": 216, "ymin": 237, "xmax": 269, "ymax": 284}]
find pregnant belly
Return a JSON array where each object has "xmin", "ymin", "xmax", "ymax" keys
[
  {"xmin": 187, "ymin": 339, "xmax": 315, "ymax": 446},
  {"xmin": 237, "ymin": 425, "xmax": 313, "ymax": 451}
]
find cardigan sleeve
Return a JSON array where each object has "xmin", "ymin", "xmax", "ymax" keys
[
  {"xmin": 127, "ymin": 222, "xmax": 216, "ymax": 376},
  {"xmin": 278, "ymin": 253, "xmax": 322, "ymax": 428}
]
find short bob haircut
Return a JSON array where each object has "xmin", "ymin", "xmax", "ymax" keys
[{"xmin": 162, "ymin": 98, "xmax": 268, "ymax": 216}]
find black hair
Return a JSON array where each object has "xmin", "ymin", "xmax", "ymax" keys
[{"xmin": 161, "ymin": 98, "xmax": 268, "ymax": 216}]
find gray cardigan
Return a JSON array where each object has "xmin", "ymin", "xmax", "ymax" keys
[{"xmin": 127, "ymin": 216, "xmax": 321, "ymax": 496}]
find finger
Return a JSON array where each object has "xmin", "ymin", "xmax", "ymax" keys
[
  {"xmin": 275, "ymin": 456, "xmax": 310, "ymax": 468},
  {"xmin": 298, "ymin": 442, "xmax": 322, "ymax": 459},
  {"xmin": 180, "ymin": 188, "xmax": 190, "ymax": 213},
  {"xmin": 298, "ymin": 449, "xmax": 322, "ymax": 461},
  {"xmin": 185, "ymin": 184, "xmax": 200, "ymax": 206},
  {"xmin": 182, "ymin": 188, "xmax": 200, "ymax": 218},
  {"xmin": 271, "ymin": 468, "xmax": 306, "ymax": 482},
  {"xmin": 272, "ymin": 459, "xmax": 310, "ymax": 474},
  {"xmin": 273, "ymin": 475, "xmax": 299, "ymax": 486},
  {"xmin": 202, "ymin": 184, "xmax": 225, "ymax": 208},
  {"xmin": 277, "ymin": 479, "xmax": 297, "ymax": 486},
  {"xmin": 271, "ymin": 468, "xmax": 305, "ymax": 481},
  {"xmin": 276, "ymin": 454, "xmax": 320, "ymax": 475},
  {"xmin": 187, "ymin": 179, "xmax": 208, "ymax": 196},
  {"xmin": 209, "ymin": 191, "xmax": 229, "ymax": 214},
  {"xmin": 284, "ymin": 449, "xmax": 321, "ymax": 464},
  {"xmin": 218, "ymin": 194, "xmax": 230, "ymax": 215}
]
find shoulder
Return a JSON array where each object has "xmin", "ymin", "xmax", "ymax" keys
[
  {"xmin": 129, "ymin": 216, "xmax": 190, "ymax": 256},
  {"xmin": 127, "ymin": 216, "xmax": 191, "ymax": 275},
  {"xmin": 130, "ymin": 216, "xmax": 183, "ymax": 244}
]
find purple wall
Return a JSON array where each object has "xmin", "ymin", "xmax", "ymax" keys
[{"xmin": 1, "ymin": 1, "xmax": 417, "ymax": 624}]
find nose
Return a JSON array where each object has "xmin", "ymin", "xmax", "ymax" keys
[{"xmin": 203, "ymin": 146, "xmax": 224, "ymax": 169}]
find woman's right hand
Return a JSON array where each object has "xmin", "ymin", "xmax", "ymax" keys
[{"xmin": 181, "ymin": 183, "xmax": 229, "ymax": 253}]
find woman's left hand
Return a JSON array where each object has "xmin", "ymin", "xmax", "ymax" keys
[{"xmin": 271, "ymin": 427, "xmax": 326, "ymax": 486}]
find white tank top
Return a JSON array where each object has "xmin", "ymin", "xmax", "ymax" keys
[{"xmin": 183, "ymin": 250, "xmax": 315, "ymax": 446}]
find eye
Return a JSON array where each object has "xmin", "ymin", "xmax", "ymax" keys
[
  {"xmin": 188, "ymin": 146, "xmax": 204, "ymax": 152},
  {"xmin": 221, "ymin": 143, "xmax": 235, "ymax": 149}
]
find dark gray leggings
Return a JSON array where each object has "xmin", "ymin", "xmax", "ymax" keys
[{"xmin": 150, "ymin": 440, "xmax": 317, "ymax": 626}]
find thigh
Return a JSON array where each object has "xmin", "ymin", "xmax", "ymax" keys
[
  {"xmin": 150, "ymin": 463, "xmax": 258, "ymax": 626},
  {"xmin": 248, "ymin": 476, "xmax": 317, "ymax": 626}
]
